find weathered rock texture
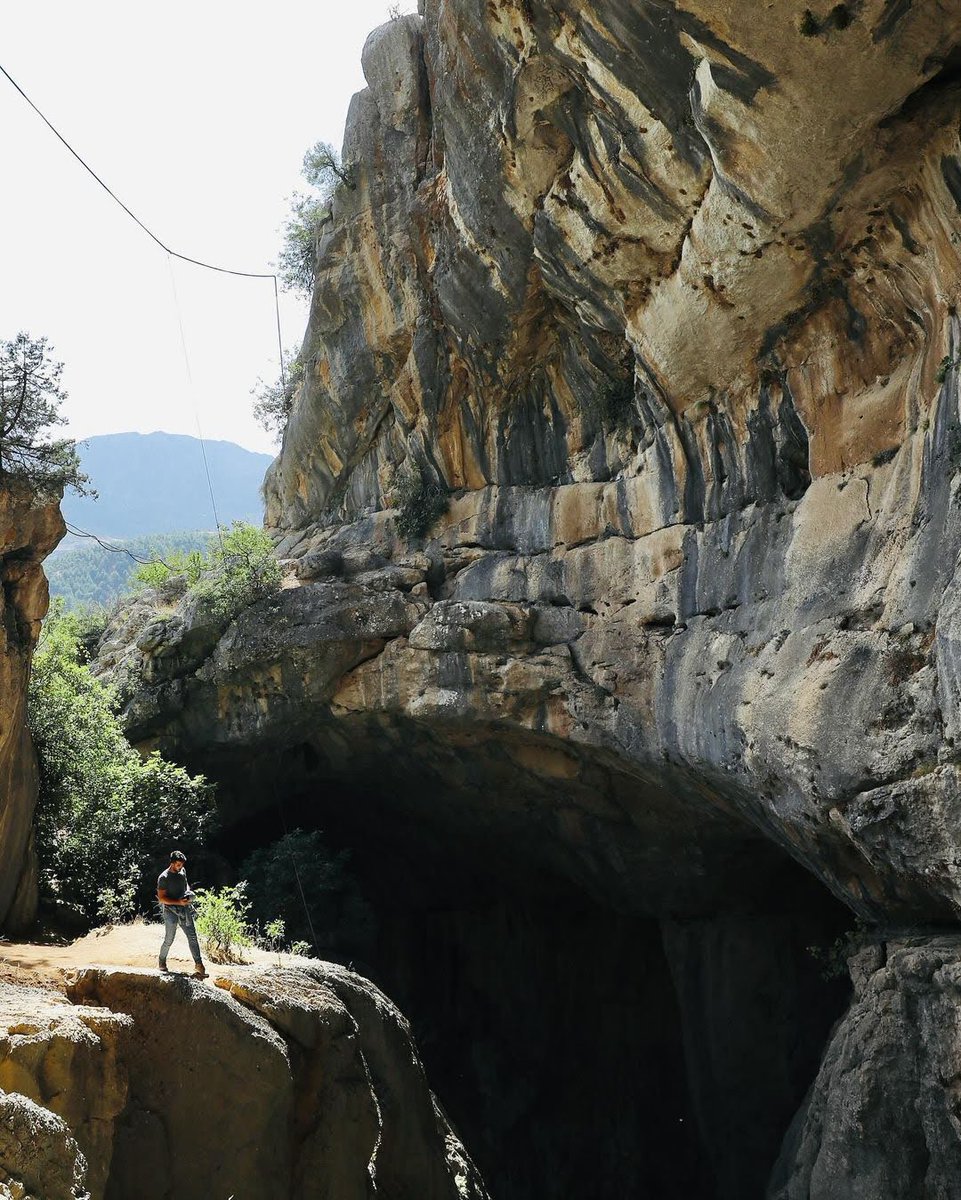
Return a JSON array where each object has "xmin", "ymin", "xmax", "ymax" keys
[
  {"xmin": 0, "ymin": 980, "xmax": 131, "ymax": 1200},
  {"xmin": 770, "ymin": 936, "xmax": 961, "ymax": 1200},
  {"xmin": 96, "ymin": 1, "xmax": 961, "ymax": 1196},
  {"xmin": 0, "ymin": 484, "xmax": 63, "ymax": 933},
  {"xmin": 64, "ymin": 965, "xmax": 485, "ymax": 1200}
]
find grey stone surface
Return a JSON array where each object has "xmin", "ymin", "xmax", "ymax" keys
[{"xmin": 769, "ymin": 937, "xmax": 961, "ymax": 1200}]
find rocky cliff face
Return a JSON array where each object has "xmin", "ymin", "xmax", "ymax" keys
[
  {"xmin": 0, "ymin": 965, "xmax": 484, "ymax": 1200},
  {"xmin": 98, "ymin": 1, "xmax": 961, "ymax": 1196},
  {"xmin": 0, "ymin": 483, "xmax": 63, "ymax": 933}
]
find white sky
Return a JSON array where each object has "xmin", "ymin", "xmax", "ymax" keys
[{"xmin": 1, "ymin": 1, "xmax": 416, "ymax": 456}]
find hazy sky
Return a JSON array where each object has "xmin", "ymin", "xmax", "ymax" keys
[{"xmin": 1, "ymin": 1, "xmax": 415, "ymax": 457}]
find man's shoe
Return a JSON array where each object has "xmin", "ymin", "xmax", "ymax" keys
[
  {"xmin": 193, "ymin": 964, "xmax": 208, "ymax": 979},
  {"xmin": 159, "ymin": 963, "xmax": 170, "ymax": 973}
]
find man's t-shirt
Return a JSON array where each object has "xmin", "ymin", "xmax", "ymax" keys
[{"xmin": 157, "ymin": 868, "xmax": 189, "ymax": 902}]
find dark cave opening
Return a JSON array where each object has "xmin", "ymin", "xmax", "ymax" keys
[{"xmin": 199, "ymin": 721, "xmax": 853, "ymax": 1200}]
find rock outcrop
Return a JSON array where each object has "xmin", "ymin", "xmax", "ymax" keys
[
  {"xmin": 94, "ymin": 1, "xmax": 961, "ymax": 1196},
  {"xmin": 0, "ymin": 966, "xmax": 483, "ymax": 1200},
  {"xmin": 64, "ymin": 965, "xmax": 484, "ymax": 1200},
  {"xmin": 770, "ymin": 936, "xmax": 961, "ymax": 1200},
  {"xmin": 0, "ymin": 484, "xmax": 64, "ymax": 933}
]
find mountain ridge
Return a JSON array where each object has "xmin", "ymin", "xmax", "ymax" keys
[{"xmin": 63, "ymin": 431, "xmax": 272, "ymax": 539}]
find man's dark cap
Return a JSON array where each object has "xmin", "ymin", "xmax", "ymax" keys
[{"xmin": 169, "ymin": 850, "xmax": 187, "ymax": 863}]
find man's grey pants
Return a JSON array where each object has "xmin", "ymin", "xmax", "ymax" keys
[{"xmin": 159, "ymin": 905, "xmax": 203, "ymax": 966}]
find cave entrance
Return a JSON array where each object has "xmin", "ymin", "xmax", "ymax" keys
[{"xmin": 201, "ymin": 716, "xmax": 853, "ymax": 1200}]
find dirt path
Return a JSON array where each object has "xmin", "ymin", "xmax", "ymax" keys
[{"xmin": 0, "ymin": 920, "xmax": 302, "ymax": 989}]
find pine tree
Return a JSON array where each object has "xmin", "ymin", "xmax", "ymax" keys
[{"xmin": 0, "ymin": 332, "xmax": 89, "ymax": 496}]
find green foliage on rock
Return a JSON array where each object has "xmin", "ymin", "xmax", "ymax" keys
[
  {"xmin": 595, "ymin": 372, "xmax": 636, "ymax": 432},
  {"xmin": 277, "ymin": 141, "xmax": 355, "ymax": 296},
  {"xmin": 0, "ymin": 332, "xmax": 89, "ymax": 497},
  {"xmin": 132, "ymin": 522, "xmax": 281, "ymax": 624},
  {"xmin": 29, "ymin": 604, "xmax": 214, "ymax": 925},
  {"xmin": 240, "ymin": 829, "xmax": 374, "ymax": 958},
  {"xmin": 251, "ymin": 351, "xmax": 302, "ymax": 442},
  {"xmin": 395, "ymin": 467, "xmax": 449, "ymax": 540}
]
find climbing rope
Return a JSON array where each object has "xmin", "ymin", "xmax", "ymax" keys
[
  {"xmin": 166, "ymin": 255, "xmax": 225, "ymax": 553},
  {"xmin": 63, "ymin": 521, "xmax": 173, "ymax": 569},
  {"xmin": 0, "ymin": 59, "xmax": 290, "ymax": 549}
]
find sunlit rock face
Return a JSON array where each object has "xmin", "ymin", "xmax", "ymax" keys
[
  {"xmin": 0, "ymin": 967, "xmax": 484, "ymax": 1200},
  {"xmin": 0, "ymin": 482, "xmax": 63, "ymax": 932},
  {"xmin": 102, "ymin": 2, "xmax": 961, "ymax": 1196},
  {"xmin": 239, "ymin": 0, "xmax": 961, "ymax": 923}
]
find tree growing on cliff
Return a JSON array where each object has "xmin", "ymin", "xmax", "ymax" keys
[
  {"xmin": 251, "ymin": 351, "xmax": 302, "ymax": 441},
  {"xmin": 276, "ymin": 141, "xmax": 355, "ymax": 295},
  {"xmin": 0, "ymin": 333, "xmax": 88, "ymax": 496}
]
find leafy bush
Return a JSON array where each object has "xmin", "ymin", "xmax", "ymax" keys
[
  {"xmin": 241, "ymin": 829, "xmax": 374, "ymax": 959},
  {"xmin": 29, "ymin": 605, "xmax": 214, "ymax": 925},
  {"xmin": 395, "ymin": 467, "xmax": 449, "ymax": 540},
  {"xmin": 194, "ymin": 883, "xmax": 253, "ymax": 963},
  {"xmin": 936, "ymin": 355, "xmax": 958, "ymax": 385},
  {"xmin": 133, "ymin": 547, "xmax": 207, "ymax": 591},
  {"xmin": 192, "ymin": 522, "xmax": 282, "ymax": 621},
  {"xmin": 131, "ymin": 522, "xmax": 281, "ymax": 625},
  {"xmin": 595, "ymin": 373, "xmax": 636, "ymax": 432}
]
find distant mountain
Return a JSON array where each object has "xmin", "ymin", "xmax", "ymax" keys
[{"xmin": 62, "ymin": 432, "xmax": 273, "ymax": 539}]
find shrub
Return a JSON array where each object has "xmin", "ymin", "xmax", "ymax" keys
[
  {"xmin": 192, "ymin": 522, "xmax": 282, "ymax": 622},
  {"xmin": 132, "ymin": 548, "xmax": 207, "ymax": 591},
  {"xmin": 131, "ymin": 522, "xmax": 282, "ymax": 626},
  {"xmin": 193, "ymin": 883, "xmax": 253, "ymax": 963},
  {"xmin": 936, "ymin": 355, "xmax": 957, "ymax": 385},
  {"xmin": 395, "ymin": 467, "xmax": 449, "ymax": 540},
  {"xmin": 799, "ymin": 9, "xmax": 819, "ymax": 36},
  {"xmin": 29, "ymin": 605, "xmax": 214, "ymax": 925},
  {"xmin": 596, "ymin": 374, "xmax": 636, "ymax": 431}
]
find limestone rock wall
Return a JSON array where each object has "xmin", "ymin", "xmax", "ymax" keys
[
  {"xmin": 91, "ymin": 1, "xmax": 961, "ymax": 1196},
  {"xmin": 0, "ymin": 484, "xmax": 64, "ymax": 933},
  {"xmin": 0, "ymin": 966, "xmax": 484, "ymax": 1200}
]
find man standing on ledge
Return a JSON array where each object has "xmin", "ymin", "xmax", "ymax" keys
[{"xmin": 157, "ymin": 851, "xmax": 208, "ymax": 978}]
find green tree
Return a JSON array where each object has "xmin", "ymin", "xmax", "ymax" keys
[
  {"xmin": 29, "ymin": 604, "xmax": 214, "ymax": 924},
  {"xmin": 240, "ymin": 829, "xmax": 374, "ymax": 958},
  {"xmin": 0, "ymin": 333, "xmax": 89, "ymax": 495},
  {"xmin": 276, "ymin": 141, "xmax": 355, "ymax": 295},
  {"xmin": 190, "ymin": 521, "xmax": 282, "ymax": 622},
  {"xmin": 251, "ymin": 351, "xmax": 302, "ymax": 441}
]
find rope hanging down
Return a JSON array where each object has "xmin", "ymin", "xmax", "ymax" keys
[
  {"xmin": 0, "ymin": 59, "xmax": 287, "ymax": 390},
  {"xmin": 0, "ymin": 59, "xmax": 290, "ymax": 516},
  {"xmin": 167, "ymin": 255, "xmax": 225, "ymax": 552}
]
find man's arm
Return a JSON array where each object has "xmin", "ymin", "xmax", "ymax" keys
[{"xmin": 157, "ymin": 889, "xmax": 190, "ymax": 906}]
